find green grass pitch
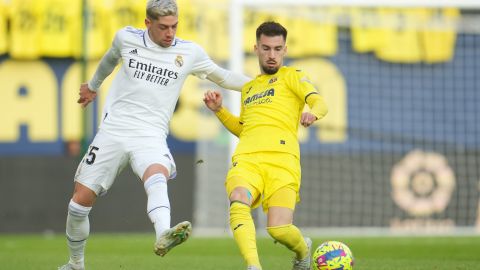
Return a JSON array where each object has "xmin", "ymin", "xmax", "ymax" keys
[{"xmin": 1, "ymin": 234, "xmax": 479, "ymax": 269}]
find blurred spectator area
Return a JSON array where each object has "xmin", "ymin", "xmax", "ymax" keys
[{"xmin": 0, "ymin": 0, "xmax": 468, "ymax": 63}]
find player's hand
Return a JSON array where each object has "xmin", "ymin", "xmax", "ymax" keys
[
  {"xmin": 77, "ymin": 83, "xmax": 97, "ymax": 108},
  {"xmin": 203, "ymin": 90, "xmax": 223, "ymax": 112},
  {"xmin": 300, "ymin": 112, "xmax": 317, "ymax": 127}
]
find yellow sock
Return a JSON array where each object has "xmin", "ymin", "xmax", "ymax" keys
[
  {"xmin": 229, "ymin": 202, "xmax": 261, "ymax": 268},
  {"xmin": 267, "ymin": 224, "xmax": 308, "ymax": 259}
]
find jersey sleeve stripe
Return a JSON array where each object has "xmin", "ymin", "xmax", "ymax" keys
[
  {"xmin": 304, "ymin": 92, "xmax": 319, "ymax": 103},
  {"xmin": 142, "ymin": 32, "xmax": 147, "ymax": 47}
]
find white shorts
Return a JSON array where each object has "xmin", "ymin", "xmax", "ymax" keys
[{"xmin": 74, "ymin": 129, "xmax": 176, "ymax": 196}]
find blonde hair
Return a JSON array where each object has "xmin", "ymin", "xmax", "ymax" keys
[{"xmin": 146, "ymin": 0, "xmax": 178, "ymax": 19}]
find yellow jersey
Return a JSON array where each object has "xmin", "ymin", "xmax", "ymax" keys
[{"xmin": 234, "ymin": 66, "xmax": 320, "ymax": 158}]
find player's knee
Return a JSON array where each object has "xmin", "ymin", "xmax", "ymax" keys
[
  {"xmin": 267, "ymin": 206, "xmax": 294, "ymax": 227},
  {"xmin": 142, "ymin": 164, "xmax": 169, "ymax": 181},
  {"xmin": 72, "ymin": 183, "xmax": 97, "ymax": 207},
  {"xmin": 229, "ymin": 187, "xmax": 252, "ymax": 205}
]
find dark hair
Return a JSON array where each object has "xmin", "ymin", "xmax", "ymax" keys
[{"xmin": 256, "ymin": 21, "xmax": 287, "ymax": 41}]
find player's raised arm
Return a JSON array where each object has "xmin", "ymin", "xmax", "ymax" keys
[
  {"xmin": 206, "ymin": 66, "xmax": 251, "ymax": 92},
  {"xmin": 203, "ymin": 90, "xmax": 243, "ymax": 137},
  {"xmin": 188, "ymin": 39, "xmax": 250, "ymax": 92},
  {"xmin": 77, "ymin": 34, "xmax": 122, "ymax": 108},
  {"xmin": 87, "ymin": 47, "xmax": 121, "ymax": 92}
]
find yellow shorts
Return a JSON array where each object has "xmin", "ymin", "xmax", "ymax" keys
[{"xmin": 225, "ymin": 152, "xmax": 301, "ymax": 212}]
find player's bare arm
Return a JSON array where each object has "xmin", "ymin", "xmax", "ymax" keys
[{"xmin": 77, "ymin": 83, "xmax": 97, "ymax": 108}]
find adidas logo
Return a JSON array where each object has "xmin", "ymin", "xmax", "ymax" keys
[{"xmin": 129, "ymin": 49, "xmax": 138, "ymax": 55}]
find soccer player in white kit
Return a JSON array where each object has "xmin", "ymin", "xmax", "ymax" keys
[{"xmin": 58, "ymin": 1, "xmax": 250, "ymax": 269}]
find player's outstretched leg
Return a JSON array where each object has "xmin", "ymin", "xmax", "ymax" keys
[
  {"xmin": 154, "ymin": 221, "xmax": 192, "ymax": 256},
  {"xmin": 291, "ymin": 237, "xmax": 312, "ymax": 270},
  {"xmin": 57, "ymin": 263, "xmax": 84, "ymax": 270}
]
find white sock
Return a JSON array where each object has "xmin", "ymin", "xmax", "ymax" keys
[
  {"xmin": 66, "ymin": 199, "xmax": 91, "ymax": 268},
  {"xmin": 144, "ymin": 173, "xmax": 171, "ymax": 239}
]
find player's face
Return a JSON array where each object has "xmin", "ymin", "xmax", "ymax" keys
[
  {"xmin": 255, "ymin": 34, "xmax": 287, "ymax": 75},
  {"xmin": 145, "ymin": 15, "xmax": 178, "ymax": 48}
]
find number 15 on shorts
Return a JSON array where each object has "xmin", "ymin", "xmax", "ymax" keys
[{"xmin": 86, "ymin": 146, "xmax": 99, "ymax": 165}]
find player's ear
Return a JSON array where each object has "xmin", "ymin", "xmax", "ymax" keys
[{"xmin": 145, "ymin": 18, "xmax": 151, "ymax": 28}]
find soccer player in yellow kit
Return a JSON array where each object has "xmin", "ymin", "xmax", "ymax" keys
[{"xmin": 204, "ymin": 21, "xmax": 328, "ymax": 270}]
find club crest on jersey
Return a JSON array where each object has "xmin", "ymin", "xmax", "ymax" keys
[
  {"xmin": 269, "ymin": 77, "xmax": 277, "ymax": 84},
  {"xmin": 175, "ymin": 55, "xmax": 184, "ymax": 67}
]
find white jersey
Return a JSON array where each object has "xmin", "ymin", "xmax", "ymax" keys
[{"xmin": 95, "ymin": 26, "xmax": 223, "ymax": 138}]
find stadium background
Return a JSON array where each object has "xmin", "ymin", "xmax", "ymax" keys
[{"xmin": 0, "ymin": 0, "xmax": 479, "ymax": 235}]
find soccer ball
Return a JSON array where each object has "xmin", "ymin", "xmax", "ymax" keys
[{"xmin": 312, "ymin": 240, "xmax": 354, "ymax": 270}]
